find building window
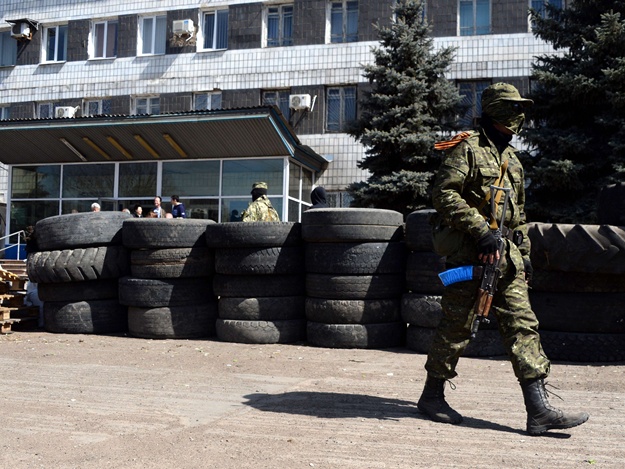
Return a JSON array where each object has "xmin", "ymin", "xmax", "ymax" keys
[
  {"xmin": 531, "ymin": 0, "xmax": 564, "ymax": 19},
  {"xmin": 43, "ymin": 25, "xmax": 68, "ymax": 62},
  {"xmin": 194, "ymin": 92, "xmax": 222, "ymax": 110},
  {"xmin": 262, "ymin": 90, "xmax": 291, "ymax": 120},
  {"xmin": 0, "ymin": 31, "xmax": 17, "ymax": 67},
  {"xmin": 134, "ymin": 97, "xmax": 160, "ymax": 115},
  {"xmin": 458, "ymin": 80, "xmax": 491, "ymax": 128},
  {"xmin": 139, "ymin": 15, "xmax": 166, "ymax": 55},
  {"xmin": 0, "ymin": 106, "xmax": 10, "ymax": 120},
  {"xmin": 92, "ymin": 20, "xmax": 118, "ymax": 59},
  {"xmin": 38, "ymin": 103, "xmax": 57, "ymax": 119},
  {"xmin": 329, "ymin": 1, "xmax": 358, "ymax": 43},
  {"xmin": 84, "ymin": 99, "xmax": 112, "ymax": 116},
  {"xmin": 459, "ymin": 0, "xmax": 490, "ymax": 36},
  {"xmin": 266, "ymin": 4, "xmax": 293, "ymax": 47},
  {"xmin": 326, "ymin": 86, "xmax": 356, "ymax": 132},
  {"xmin": 201, "ymin": 10, "xmax": 229, "ymax": 50}
]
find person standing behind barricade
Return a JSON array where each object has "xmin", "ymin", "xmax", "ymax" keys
[
  {"xmin": 417, "ymin": 82, "xmax": 588, "ymax": 436},
  {"xmin": 310, "ymin": 186, "xmax": 328, "ymax": 209},
  {"xmin": 170, "ymin": 195, "xmax": 186, "ymax": 218},
  {"xmin": 241, "ymin": 182, "xmax": 280, "ymax": 222},
  {"xmin": 91, "ymin": 202, "xmax": 101, "ymax": 212},
  {"xmin": 153, "ymin": 196, "xmax": 166, "ymax": 218}
]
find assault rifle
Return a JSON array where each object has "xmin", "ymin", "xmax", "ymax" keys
[{"xmin": 438, "ymin": 185, "xmax": 512, "ymax": 340}]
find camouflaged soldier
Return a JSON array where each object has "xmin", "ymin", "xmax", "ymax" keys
[
  {"xmin": 418, "ymin": 83, "xmax": 589, "ymax": 435},
  {"xmin": 241, "ymin": 182, "xmax": 281, "ymax": 222}
]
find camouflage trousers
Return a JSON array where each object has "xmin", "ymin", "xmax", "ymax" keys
[{"xmin": 425, "ymin": 268, "xmax": 551, "ymax": 382}]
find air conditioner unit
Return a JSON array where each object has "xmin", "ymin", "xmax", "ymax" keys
[
  {"xmin": 55, "ymin": 106, "xmax": 78, "ymax": 118},
  {"xmin": 289, "ymin": 94, "xmax": 311, "ymax": 111},
  {"xmin": 11, "ymin": 22, "xmax": 31, "ymax": 39},
  {"xmin": 173, "ymin": 19, "xmax": 194, "ymax": 36}
]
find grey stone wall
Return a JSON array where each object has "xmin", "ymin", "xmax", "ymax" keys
[
  {"xmin": 229, "ymin": 3, "xmax": 263, "ymax": 50},
  {"xmin": 117, "ymin": 15, "xmax": 138, "ymax": 58}
]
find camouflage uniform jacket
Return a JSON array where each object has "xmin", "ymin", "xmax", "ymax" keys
[
  {"xmin": 431, "ymin": 128, "xmax": 530, "ymax": 274},
  {"xmin": 242, "ymin": 195, "xmax": 280, "ymax": 222}
]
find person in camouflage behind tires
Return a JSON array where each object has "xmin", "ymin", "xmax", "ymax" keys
[
  {"xmin": 418, "ymin": 82, "xmax": 589, "ymax": 436},
  {"xmin": 242, "ymin": 182, "xmax": 281, "ymax": 222}
]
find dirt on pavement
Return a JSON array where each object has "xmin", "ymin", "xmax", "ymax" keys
[{"xmin": 1, "ymin": 330, "xmax": 623, "ymax": 469}]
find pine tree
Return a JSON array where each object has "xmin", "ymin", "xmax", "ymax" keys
[
  {"xmin": 346, "ymin": 0, "xmax": 463, "ymax": 216},
  {"xmin": 523, "ymin": 1, "xmax": 625, "ymax": 223}
]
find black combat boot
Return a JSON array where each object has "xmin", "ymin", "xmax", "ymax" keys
[
  {"xmin": 520, "ymin": 378, "xmax": 589, "ymax": 435},
  {"xmin": 417, "ymin": 375, "xmax": 463, "ymax": 424}
]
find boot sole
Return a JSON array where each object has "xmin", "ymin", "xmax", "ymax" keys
[
  {"xmin": 527, "ymin": 413, "xmax": 589, "ymax": 435},
  {"xmin": 417, "ymin": 403, "xmax": 463, "ymax": 425}
]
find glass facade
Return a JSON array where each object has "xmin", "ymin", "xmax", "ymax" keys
[{"xmin": 9, "ymin": 157, "xmax": 313, "ymax": 234}]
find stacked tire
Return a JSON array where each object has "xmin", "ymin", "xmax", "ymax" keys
[
  {"xmin": 27, "ymin": 212, "xmax": 131, "ymax": 334},
  {"xmin": 120, "ymin": 218, "xmax": 218, "ymax": 339},
  {"xmin": 302, "ymin": 208, "xmax": 406, "ymax": 349},
  {"xmin": 529, "ymin": 222, "xmax": 625, "ymax": 362},
  {"xmin": 401, "ymin": 209, "xmax": 506, "ymax": 357},
  {"xmin": 207, "ymin": 222, "xmax": 306, "ymax": 344}
]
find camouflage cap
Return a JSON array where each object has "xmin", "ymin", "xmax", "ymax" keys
[
  {"xmin": 482, "ymin": 82, "xmax": 533, "ymax": 109},
  {"xmin": 252, "ymin": 182, "xmax": 268, "ymax": 190}
]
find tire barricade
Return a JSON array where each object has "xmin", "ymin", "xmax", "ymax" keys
[
  {"xmin": 206, "ymin": 222, "xmax": 306, "ymax": 344},
  {"xmin": 120, "ymin": 218, "xmax": 218, "ymax": 339},
  {"xmin": 401, "ymin": 209, "xmax": 506, "ymax": 357},
  {"xmin": 302, "ymin": 208, "xmax": 406, "ymax": 349},
  {"xmin": 28, "ymin": 212, "xmax": 131, "ymax": 334},
  {"xmin": 26, "ymin": 210, "xmax": 625, "ymax": 362}
]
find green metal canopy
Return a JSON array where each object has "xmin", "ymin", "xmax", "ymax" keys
[{"xmin": 0, "ymin": 106, "xmax": 329, "ymax": 172}]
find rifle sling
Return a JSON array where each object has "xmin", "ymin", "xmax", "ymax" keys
[{"xmin": 477, "ymin": 159, "xmax": 509, "ymax": 230}]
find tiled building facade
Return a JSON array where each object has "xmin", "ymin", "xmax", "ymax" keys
[{"xmin": 0, "ymin": 0, "xmax": 559, "ymax": 213}]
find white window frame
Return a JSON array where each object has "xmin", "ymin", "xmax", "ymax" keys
[
  {"xmin": 194, "ymin": 92, "xmax": 223, "ymax": 111},
  {"xmin": 138, "ymin": 15, "xmax": 167, "ymax": 56},
  {"xmin": 0, "ymin": 30, "xmax": 17, "ymax": 67},
  {"xmin": 133, "ymin": 96, "xmax": 160, "ymax": 115},
  {"xmin": 0, "ymin": 106, "xmax": 10, "ymax": 120},
  {"xmin": 198, "ymin": 9, "xmax": 229, "ymax": 51},
  {"xmin": 42, "ymin": 24, "xmax": 68, "ymax": 63},
  {"xmin": 326, "ymin": 0, "xmax": 358, "ymax": 44},
  {"xmin": 90, "ymin": 19, "xmax": 118, "ymax": 59},
  {"xmin": 38, "ymin": 102, "xmax": 57, "ymax": 119},
  {"xmin": 325, "ymin": 86, "xmax": 357, "ymax": 132},
  {"xmin": 458, "ymin": 0, "xmax": 491, "ymax": 36},
  {"xmin": 262, "ymin": 3, "xmax": 294, "ymax": 48},
  {"xmin": 84, "ymin": 99, "xmax": 113, "ymax": 116}
]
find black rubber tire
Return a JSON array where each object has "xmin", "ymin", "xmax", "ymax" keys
[
  {"xmin": 528, "ymin": 223, "xmax": 625, "ymax": 274},
  {"xmin": 302, "ymin": 208, "xmax": 403, "ymax": 227},
  {"xmin": 405, "ymin": 326, "xmax": 506, "ymax": 357},
  {"xmin": 400, "ymin": 293, "xmax": 499, "ymax": 330},
  {"xmin": 218, "ymin": 296, "xmax": 305, "ymax": 320},
  {"xmin": 530, "ymin": 270, "xmax": 625, "ymax": 293},
  {"xmin": 44, "ymin": 299, "xmax": 128, "ymax": 334},
  {"xmin": 27, "ymin": 246, "xmax": 130, "ymax": 284},
  {"xmin": 306, "ymin": 321, "xmax": 406, "ymax": 349},
  {"xmin": 122, "ymin": 218, "xmax": 215, "ymax": 249},
  {"xmin": 597, "ymin": 182, "xmax": 625, "ymax": 226},
  {"xmin": 118, "ymin": 276, "xmax": 215, "ymax": 307},
  {"xmin": 37, "ymin": 279, "xmax": 120, "ymax": 302},
  {"xmin": 305, "ymin": 242, "xmax": 406, "ymax": 274},
  {"xmin": 540, "ymin": 330, "xmax": 625, "ymax": 362},
  {"xmin": 404, "ymin": 209, "xmax": 436, "ymax": 252},
  {"xmin": 205, "ymin": 222, "xmax": 302, "ymax": 248},
  {"xmin": 302, "ymin": 224, "xmax": 403, "ymax": 243},
  {"xmin": 401, "ymin": 294, "xmax": 442, "ymax": 327},
  {"xmin": 405, "ymin": 251, "xmax": 446, "ymax": 294},
  {"xmin": 215, "ymin": 246, "xmax": 304, "ymax": 275},
  {"xmin": 306, "ymin": 274, "xmax": 405, "ymax": 300},
  {"xmin": 130, "ymin": 247, "xmax": 214, "ymax": 279},
  {"xmin": 305, "ymin": 298, "xmax": 401, "ymax": 324},
  {"xmin": 216, "ymin": 319, "xmax": 306, "ymax": 344},
  {"xmin": 213, "ymin": 274, "xmax": 305, "ymax": 298},
  {"xmin": 35, "ymin": 212, "xmax": 130, "ymax": 250},
  {"xmin": 127, "ymin": 303, "xmax": 218, "ymax": 339},
  {"xmin": 531, "ymin": 291, "xmax": 625, "ymax": 333}
]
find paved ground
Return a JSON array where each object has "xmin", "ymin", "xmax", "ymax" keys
[{"xmin": 1, "ymin": 331, "xmax": 623, "ymax": 468}]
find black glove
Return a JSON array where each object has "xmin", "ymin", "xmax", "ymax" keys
[
  {"xmin": 477, "ymin": 232, "xmax": 498, "ymax": 257},
  {"xmin": 523, "ymin": 257, "xmax": 533, "ymax": 283}
]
